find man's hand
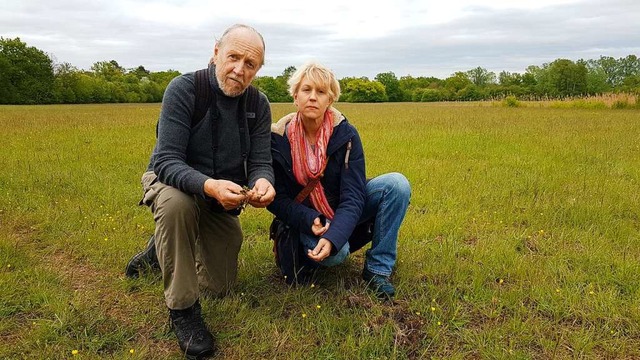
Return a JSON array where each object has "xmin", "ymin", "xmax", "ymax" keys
[
  {"xmin": 247, "ymin": 178, "xmax": 275, "ymax": 208},
  {"xmin": 203, "ymin": 179, "xmax": 247, "ymax": 210},
  {"xmin": 307, "ymin": 238, "xmax": 333, "ymax": 262},
  {"xmin": 311, "ymin": 217, "xmax": 329, "ymax": 236}
]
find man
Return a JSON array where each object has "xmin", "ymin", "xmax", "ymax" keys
[{"xmin": 125, "ymin": 24, "xmax": 274, "ymax": 358}]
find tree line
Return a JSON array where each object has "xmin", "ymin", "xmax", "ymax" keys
[
  {"xmin": 1, "ymin": 37, "xmax": 638, "ymax": 105},
  {"xmin": 0, "ymin": 38, "xmax": 178, "ymax": 104}
]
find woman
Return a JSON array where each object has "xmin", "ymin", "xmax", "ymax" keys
[{"xmin": 267, "ymin": 62, "xmax": 411, "ymax": 300}]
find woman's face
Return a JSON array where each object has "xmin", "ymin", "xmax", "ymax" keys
[{"xmin": 294, "ymin": 77, "xmax": 333, "ymax": 123}]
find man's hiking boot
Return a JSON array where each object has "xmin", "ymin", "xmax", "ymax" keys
[
  {"xmin": 169, "ymin": 300, "xmax": 215, "ymax": 359},
  {"xmin": 362, "ymin": 268, "xmax": 395, "ymax": 300},
  {"xmin": 124, "ymin": 235, "xmax": 160, "ymax": 278}
]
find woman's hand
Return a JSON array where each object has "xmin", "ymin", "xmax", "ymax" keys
[
  {"xmin": 307, "ymin": 238, "xmax": 333, "ymax": 262},
  {"xmin": 311, "ymin": 217, "xmax": 329, "ymax": 236}
]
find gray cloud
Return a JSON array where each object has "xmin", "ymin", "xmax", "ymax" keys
[
  {"xmin": 268, "ymin": 0, "xmax": 640, "ymax": 78},
  {"xmin": 2, "ymin": 0, "xmax": 638, "ymax": 79}
]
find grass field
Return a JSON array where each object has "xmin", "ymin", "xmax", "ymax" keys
[{"xmin": 1, "ymin": 102, "xmax": 639, "ymax": 359}]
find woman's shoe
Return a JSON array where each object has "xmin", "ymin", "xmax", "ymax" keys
[{"xmin": 362, "ymin": 268, "xmax": 395, "ymax": 300}]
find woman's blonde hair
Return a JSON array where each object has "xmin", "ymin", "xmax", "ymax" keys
[{"xmin": 287, "ymin": 62, "xmax": 341, "ymax": 102}]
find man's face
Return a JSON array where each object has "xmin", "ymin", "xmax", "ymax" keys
[{"xmin": 213, "ymin": 29, "xmax": 264, "ymax": 97}]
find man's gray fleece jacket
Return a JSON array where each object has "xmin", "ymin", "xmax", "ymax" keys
[{"xmin": 146, "ymin": 65, "xmax": 274, "ymax": 200}]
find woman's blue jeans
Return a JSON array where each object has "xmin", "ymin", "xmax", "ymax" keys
[{"xmin": 300, "ymin": 172, "xmax": 411, "ymax": 276}]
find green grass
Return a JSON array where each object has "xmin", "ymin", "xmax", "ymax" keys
[{"xmin": 1, "ymin": 102, "xmax": 639, "ymax": 359}]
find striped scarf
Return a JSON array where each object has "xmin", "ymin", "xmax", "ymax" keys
[{"xmin": 288, "ymin": 110, "xmax": 335, "ymax": 219}]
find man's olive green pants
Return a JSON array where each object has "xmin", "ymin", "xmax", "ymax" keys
[{"xmin": 141, "ymin": 171, "xmax": 243, "ymax": 310}]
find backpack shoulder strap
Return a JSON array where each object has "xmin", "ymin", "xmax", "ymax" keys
[
  {"xmin": 192, "ymin": 68, "xmax": 214, "ymax": 127},
  {"xmin": 294, "ymin": 174, "xmax": 323, "ymax": 203}
]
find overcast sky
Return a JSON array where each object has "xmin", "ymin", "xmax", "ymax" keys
[{"xmin": 2, "ymin": 0, "xmax": 639, "ymax": 79}]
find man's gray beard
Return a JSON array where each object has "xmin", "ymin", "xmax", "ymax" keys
[{"xmin": 216, "ymin": 75, "xmax": 245, "ymax": 97}]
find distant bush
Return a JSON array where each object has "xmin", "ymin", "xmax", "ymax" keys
[
  {"xmin": 421, "ymin": 89, "xmax": 441, "ymax": 102},
  {"xmin": 612, "ymin": 99, "xmax": 630, "ymax": 109},
  {"xmin": 503, "ymin": 96, "xmax": 521, "ymax": 107}
]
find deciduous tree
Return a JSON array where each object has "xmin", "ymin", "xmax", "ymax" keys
[
  {"xmin": 375, "ymin": 71, "xmax": 403, "ymax": 102},
  {"xmin": 466, "ymin": 67, "xmax": 496, "ymax": 87},
  {"xmin": 342, "ymin": 78, "xmax": 387, "ymax": 102},
  {"xmin": 0, "ymin": 37, "xmax": 55, "ymax": 104}
]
